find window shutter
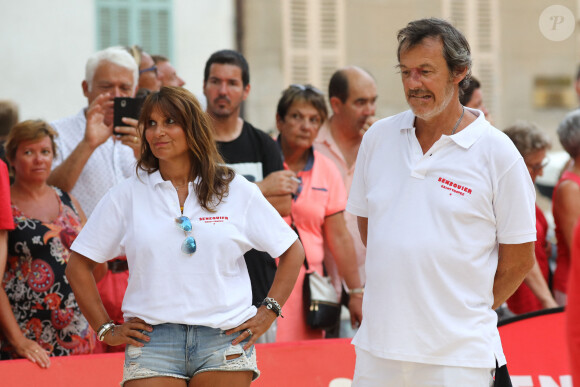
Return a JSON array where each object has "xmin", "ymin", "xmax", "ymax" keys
[
  {"xmin": 97, "ymin": 4, "xmax": 131, "ymax": 48},
  {"xmin": 444, "ymin": 0, "xmax": 499, "ymax": 121},
  {"xmin": 282, "ymin": 0, "xmax": 344, "ymax": 89},
  {"xmin": 96, "ymin": 0, "xmax": 172, "ymax": 59}
]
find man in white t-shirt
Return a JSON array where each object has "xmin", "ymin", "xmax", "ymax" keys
[
  {"xmin": 49, "ymin": 47, "xmax": 140, "ymax": 216},
  {"xmin": 347, "ymin": 18, "xmax": 536, "ymax": 386},
  {"xmin": 48, "ymin": 47, "xmax": 141, "ymax": 352}
]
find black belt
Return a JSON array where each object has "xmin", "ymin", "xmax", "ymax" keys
[{"xmin": 107, "ymin": 259, "xmax": 128, "ymax": 273}]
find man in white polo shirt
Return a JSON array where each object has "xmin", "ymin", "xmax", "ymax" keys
[{"xmin": 347, "ymin": 18, "xmax": 536, "ymax": 386}]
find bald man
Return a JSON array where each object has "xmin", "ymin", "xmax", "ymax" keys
[{"xmin": 314, "ymin": 66, "xmax": 377, "ymax": 337}]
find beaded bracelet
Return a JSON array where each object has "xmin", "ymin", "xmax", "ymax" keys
[{"xmin": 261, "ymin": 297, "xmax": 284, "ymax": 318}]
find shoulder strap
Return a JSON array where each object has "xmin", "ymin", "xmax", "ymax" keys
[
  {"xmin": 289, "ymin": 211, "xmax": 309, "ymax": 270},
  {"xmin": 54, "ymin": 187, "xmax": 79, "ymax": 216}
]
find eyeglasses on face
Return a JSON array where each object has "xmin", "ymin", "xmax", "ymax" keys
[
  {"xmin": 526, "ymin": 157, "xmax": 550, "ymax": 172},
  {"xmin": 289, "ymin": 84, "xmax": 324, "ymax": 95},
  {"xmin": 175, "ymin": 215, "xmax": 196, "ymax": 255},
  {"xmin": 140, "ymin": 65, "xmax": 158, "ymax": 76}
]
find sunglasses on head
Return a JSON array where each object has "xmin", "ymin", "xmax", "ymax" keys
[{"xmin": 290, "ymin": 84, "xmax": 324, "ymax": 95}]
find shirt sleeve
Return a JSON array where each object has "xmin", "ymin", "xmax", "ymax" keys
[
  {"xmin": 241, "ymin": 180, "xmax": 297, "ymax": 258},
  {"xmin": 0, "ymin": 160, "xmax": 14, "ymax": 230},
  {"xmin": 70, "ymin": 186, "xmax": 126, "ymax": 262},
  {"xmin": 346, "ymin": 136, "xmax": 369, "ymax": 218},
  {"xmin": 494, "ymin": 157, "xmax": 537, "ymax": 244}
]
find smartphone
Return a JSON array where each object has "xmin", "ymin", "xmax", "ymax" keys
[{"xmin": 113, "ymin": 97, "xmax": 145, "ymax": 135}]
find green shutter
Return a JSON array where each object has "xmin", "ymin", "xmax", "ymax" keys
[{"xmin": 96, "ymin": 0, "xmax": 173, "ymax": 59}]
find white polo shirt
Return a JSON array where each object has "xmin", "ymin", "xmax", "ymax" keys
[
  {"xmin": 346, "ymin": 108, "xmax": 536, "ymax": 368},
  {"xmin": 71, "ymin": 171, "xmax": 297, "ymax": 329}
]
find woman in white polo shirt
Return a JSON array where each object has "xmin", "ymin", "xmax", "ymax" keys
[{"xmin": 65, "ymin": 86, "xmax": 304, "ymax": 386}]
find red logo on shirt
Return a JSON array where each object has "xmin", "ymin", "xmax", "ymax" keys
[
  {"xmin": 199, "ymin": 216, "xmax": 229, "ymax": 223},
  {"xmin": 438, "ymin": 177, "xmax": 472, "ymax": 196}
]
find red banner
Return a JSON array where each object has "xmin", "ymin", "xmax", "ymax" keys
[
  {"xmin": 498, "ymin": 308, "xmax": 572, "ymax": 387},
  {"xmin": 0, "ymin": 309, "xmax": 571, "ymax": 387}
]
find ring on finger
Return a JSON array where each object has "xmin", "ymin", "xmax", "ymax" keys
[
  {"xmin": 133, "ymin": 136, "xmax": 138, "ymax": 143},
  {"xmin": 246, "ymin": 328, "xmax": 253, "ymax": 336}
]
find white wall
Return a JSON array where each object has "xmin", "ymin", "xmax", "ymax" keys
[
  {"xmin": 173, "ymin": 0, "xmax": 236, "ymax": 105},
  {"xmin": 0, "ymin": 0, "xmax": 235, "ymax": 122},
  {"xmin": 1, "ymin": 0, "xmax": 94, "ymax": 122}
]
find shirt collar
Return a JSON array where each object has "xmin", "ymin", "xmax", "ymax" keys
[
  {"xmin": 400, "ymin": 107, "xmax": 488, "ymax": 149},
  {"xmin": 276, "ymin": 135, "xmax": 315, "ymax": 172},
  {"xmin": 315, "ymin": 121, "xmax": 335, "ymax": 148},
  {"xmin": 148, "ymin": 170, "xmax": 166, "ymax": 187},
  {"xmin": 146, "ymin": 169, "xmax": 200, "ymax": 187}
]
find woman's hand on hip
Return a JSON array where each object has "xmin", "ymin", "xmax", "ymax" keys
[
  {"xmin": 225, "ymin": 306, "xmax": 277, "ymax": 350},
  {"xmin": 104, "ymin": 317, "xmax": 153, "ymax": 347}
]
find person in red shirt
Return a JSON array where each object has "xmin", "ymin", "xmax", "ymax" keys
[
  {"xmin": 553, "ymin": 110, "xmax": 580, "ymax": 305},
  {"xmin": 0, "ymin": 159, "xmax": 14, "ymax": 358},
  {"xmin": 568, "ymin": 221, "xmax": 580, "ymax": 384},
  {"xmin": 503, "ymin": 121, "xmax": 558, "ymax": 314},
  {"xmin": 0, "ymin": 158, "xmax": 13, "ymax": 287}
]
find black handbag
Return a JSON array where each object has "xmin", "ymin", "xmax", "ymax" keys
[
  {"xmin": 302, "ymin": 258, "xmax": 342, "ymax": 330},
  {"xmin": 289, "ymin": 212, "xmax": 341, "ymax": 330}
]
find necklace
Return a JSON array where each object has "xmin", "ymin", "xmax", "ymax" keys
[
  {"xmin": 172, "ymin": 182, "xmax": 189, "ymax": 191},
  {"xmin": 450, "ymin": 106, "xmax": 465, "ymax": 135}
]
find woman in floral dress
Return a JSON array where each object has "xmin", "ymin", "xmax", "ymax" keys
[{"xmin": 0, "ymin": 120, "xmax": 103, "ymax": 367}]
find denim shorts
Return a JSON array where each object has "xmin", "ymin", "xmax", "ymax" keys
[{"xmin": 121, "ymin": 323, "xmax": 259, "ymax": 386}]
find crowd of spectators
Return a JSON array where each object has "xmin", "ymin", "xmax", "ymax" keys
[{"xmin": 0, "ymin": 36, "xmax": 578, "ymax": 384}]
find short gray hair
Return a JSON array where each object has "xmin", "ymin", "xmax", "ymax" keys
[
  {"xmin": 557, "ymin": 109, "xmax": 580, "ymax": 158},
  {"xmin": 503, "ymin": 121, "xmax": 551, "ymax": 157},
  {"xmin": 85, "ymin": 46, "xmax": 138, "ymax": 92},
  {"xmin": 397, "ymin": 18, "xmax": 472, "ymax": 95}
]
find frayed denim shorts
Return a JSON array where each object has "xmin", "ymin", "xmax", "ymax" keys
[{"xmin": 121, "ymin": 323, "xmax": 259, "ymax": 386}]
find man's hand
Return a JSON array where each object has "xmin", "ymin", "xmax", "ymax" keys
[
  {"xmin": 84, "ymin": 93, "xmax": 114, "ymax": 149},
  {"xmin": 360, "ymin": 116, "xmax": 378, "ymax": 136},
  {"xmin": 256, "ymin": 170, "xmax": 300, "ymax": 197},
  {"xmin": 114, "ymin": 117, "xmax": 142, "ymax": 158}
]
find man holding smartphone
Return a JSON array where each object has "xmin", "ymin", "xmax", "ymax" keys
[{"xmin": 48, "ymin": 46, "xmax": 141, "ymax": 353}]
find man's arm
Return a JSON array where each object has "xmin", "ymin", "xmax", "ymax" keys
[
  {"xmin": 357, "ymin": 216, "xmax": 368, "ymax": 247},
  {"xmin": 493, "ymin": 242, "xmax": 535, "ymax": 309},
  {"xmin": 324, "ymin": 212, "xmax": 363, "ymax": 327},
  {"xmin": 255, "ymin": 170, "xmax": 298, "ymax": 217},
  {"xmin": 48, "ymin": 94, "xmax": 113, "ymax": 192},
  {"xmin": 263, "ymin": 194, "xmax": 292, "ymax": 217},
  {"xmin": 48, "ymin": 140, "xmax": 98, "ymax": 192}
]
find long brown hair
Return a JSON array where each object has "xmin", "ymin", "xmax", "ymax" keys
[{"xmin": 137, "ymin": 87, "xmax": 234, "ymax": 212}]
